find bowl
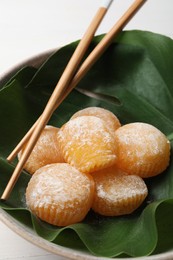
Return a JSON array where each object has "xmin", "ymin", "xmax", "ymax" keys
[{"xmin": 0, "ymin": 32, "xmax": 173, "ymax": 259}]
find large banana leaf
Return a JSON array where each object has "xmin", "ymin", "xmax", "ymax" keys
[{"xmin": 0, "ymin": 30, "xmax": 173, "ymax": 257}]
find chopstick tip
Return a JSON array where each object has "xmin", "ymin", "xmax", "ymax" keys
[
  {"xmin": 0, "ymin": 194, "xmax": 7, "ymax": 201},
  {"xmin": 101, "ymin": 0, "xmax": 113, "ymax": 9}
]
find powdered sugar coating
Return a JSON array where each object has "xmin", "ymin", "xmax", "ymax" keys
[
  {"xmin": 26, "ymin": 163, "xmax": 95, "ymax": 226},
  {"xmin": 18, "ymin": 125, "xmax": 64, "ymax": 174},
  {"xmin": 71, "ymin": 107, "xmax": 121, "ymax": 133},
  {"xmin": 57, "ymin": 116, "xmax": 117, "ymax": 173},
  {"xmin": 96, "ymin": 175, "xmax": 147, "ymax": 201},
  {"xmin": 115, "ymin": 122, "xmax": 170, "ymax": 177},
  {"xmin": 92, "ymin": 166, "xmax": 148, "ymax": 216}
]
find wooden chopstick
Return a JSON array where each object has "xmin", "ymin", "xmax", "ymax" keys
[
  {"xmin": 1, "ymin": 0, "xmax": 147, "ymax": 201},
  {"xmin": 7, "ymin": 0, "xmax": 113, "ymax": 163},
  {"xmin": 1, "ymin": 0, "xmax": 113, "ymax": 200}
]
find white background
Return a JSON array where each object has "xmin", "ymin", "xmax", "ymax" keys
[{"xmin": 0, "ymin": 0, "xmax": 173, "ymax": 259}]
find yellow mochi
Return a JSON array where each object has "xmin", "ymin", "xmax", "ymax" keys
[
  {"xmin": 114, "ymin": 122, "xmax": 171, "ymax": 178},
  {"xmin": 26, "ymin": 163, "xmax": 95, "ymax": 226},
  {"xmin": 92, "ymin": 165, "xmax": 148, "ymax": 216},
  {"xmin": 57, "ymin": 116, "xmax": 117, "ymax": 174},
  {"xmin": 18, "ymin": 125, "xmax": 64, "ymax": 174}
]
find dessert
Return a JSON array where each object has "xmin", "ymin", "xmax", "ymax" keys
[
  {"xmin": 57, "ymin": 115, "xmax": 117, "ymax": 174},
  {"xmin": 26, "ymin": 163, "xmax": 95, "ymax": 226},
  {"xmin": 114, "ymin": 122, "xmax": 170, "ymax": 178},
  {"xmin": 92, "ymin": 165, "xmax": 148, "ymax": 216},
  {"xmin": 18, "ymin": 125, "xmax": 64, "ymax": 174},
  {"xmin": 24, "ymin": 109, "xmax": 171, "ymax": 225}
]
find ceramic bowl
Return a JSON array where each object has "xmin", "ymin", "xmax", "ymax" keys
[{"xmin": 0, "ymin": 50, "xmax": 173, "ymax": 260}]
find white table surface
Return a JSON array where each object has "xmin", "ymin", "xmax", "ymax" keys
[{"xmin": 0, "ymin": 0, "xmax": 173, "ymax": 259}]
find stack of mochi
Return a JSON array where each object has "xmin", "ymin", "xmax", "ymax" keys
[{"xmin": 20, "ymin": 107, "xmax": 171, "ymax": 227}]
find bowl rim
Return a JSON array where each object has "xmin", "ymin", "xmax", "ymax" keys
[
  {"xmin": 0, "ymin": 48, "xmax": 55, "ymax": 87},
  {"xmin": 0, "ymin": 49, "xmax": 173, "ymax": 260}
]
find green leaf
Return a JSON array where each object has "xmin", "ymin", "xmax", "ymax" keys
[{"xmin": 1, "ymin": 30, "xmax": 173, "ymax": 257}]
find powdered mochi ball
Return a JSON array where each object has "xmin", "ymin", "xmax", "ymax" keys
[
  {"xmin": 26, "ymin": 163, "xmax": 95, "ymax": 226},
  {"xmin": 115, "ymin": 122, "xmax": 170, "ymax": 178}
]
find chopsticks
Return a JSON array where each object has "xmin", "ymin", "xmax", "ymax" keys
[
  {"xmin": 1, "ymin": 0, "xmax": 147, "ymax": 201},
  {"xmin": 1, "ymin": 0, "xmax": 113, "ymax": 200}
]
